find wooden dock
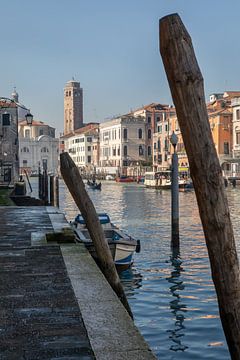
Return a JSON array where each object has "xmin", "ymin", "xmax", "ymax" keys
[{"xmin": 0, "ymin": 206, "xmax": 157, "ymax": 359}]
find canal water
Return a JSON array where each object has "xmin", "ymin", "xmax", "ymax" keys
[{"xmin": 31, "ymin": 178, "xmax": 239, "ymax": 359}]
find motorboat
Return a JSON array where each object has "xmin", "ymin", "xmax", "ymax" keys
[{"xmin": 71, "ymin": 212, "xmax": 140, "ymax": 272}]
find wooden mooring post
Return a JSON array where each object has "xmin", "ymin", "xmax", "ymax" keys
[
  {"xmin": 60, "ymin": 152, "xmax": 133, "ymax": 318},
  {"xmin": 160, "ymin": 14, "xmax": 240, "ymax": 359}
]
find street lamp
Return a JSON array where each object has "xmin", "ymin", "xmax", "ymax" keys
[
  {"xmin": 170, "ymin": 131, "xmax": 179, "ymax": 249},
  {"xmin": 25, "ymin": 112, "xmax": 33, "ymax": 126}
]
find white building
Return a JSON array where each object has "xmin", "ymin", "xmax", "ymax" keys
[
  {"xmin": 99, "ymin": 115, "xmax": 146, "ymax": 175},
  {"xmin": 63, "ymin": 124, "xmax": 99, "ymax": 174},
  {"xmin": 231, "ymin": 97, "xmax": 240, "ymax": 176},
  {"xmin": 18, "ymin": 119, "xmax": 59, "ymax": 175}
]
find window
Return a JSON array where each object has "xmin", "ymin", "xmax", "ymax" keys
[
  {"xmin": 69, "ymin": 91, "xmax": 71, "ymax": 96},
  {"xmin": 117, "ymin": 147, "xmax": 120, "ymax": 156},
  {"xmin": 22, "ymin": 147, "xmax": 29, "ymax": 153},
  {"xmin": 87, "ymin": 146, "xmax": 91, "ymax": 151},
  {"xmin": 23, "ymin": 160, "xmax": 28, "ymax": 166},
  {"xmin": 123, "ymin": 145, "xmax": 127, "ymax": 156},
  {"xmin": 2, "ymin": 113, "xmax": 10, "ymax": 126},
  {"xmin": 113, "ymin": 148, "xmax": 116, "ymax": 156},
  {"xmin": 147, "ymin": 116, "xmax": 151, "ymax": 124},
  {"xmin": 157, "ymin": 125, "xmax": 162, "ymax": 133},
  {"xmin": 138, "ymin": 129, "xmax": 143, "ymax": 139},
  {"xmin": 87, "ymin": 137, "xmax": 92, "ymax": 142},
  {"xmin": 148, "ymin": 146, "xmax": 151, "ymax": 156},
  {"xmin": 25, "ymin": 129, "xmax": 30, "ymax": 138},
  {"xmin": 41, "ymin": 147, "xmax": 49, "ymax": 153},
  {"xmin": 139, "ymin": 145, "xmax": 143, "ymax": 156},
  {"xmin": 87, "ymin": 156, "xmax": 91, "ymax": 163},
  {"xmin": 224, "ymin": 142, "xmax": 229, "ymax": 154},
  {"xmin": 39, "ymin": 129, "xmax": 44, "ymax": 136},
  {"xmin": 148, "ymin": 129, "xmax": 151, "ymax": 139},
  {"xmin": 123, "ymin": 128, "xmax": 128, "ymax": 140},
  {"xmin": 236, "ymin": 109, "xmax": 240, "ymax": 120},
  {"xmin": 158, "ymin": 140, "xmax": 161, "ymax": 150},
  {"xmin": 156, "ymin": 116, "xmax": 160, "ymax": 122},
  {"xmin": 236, "ymin": 132, "xmax": 240, "ymax": 144}
]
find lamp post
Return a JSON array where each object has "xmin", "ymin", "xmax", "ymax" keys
[
  {"xmin": 170, "ymin": 131, "xmax": 179, "ymax": 249},
  {"xmin": 25, "ymin": 112, "xmax": 33, "ymax": 126}
]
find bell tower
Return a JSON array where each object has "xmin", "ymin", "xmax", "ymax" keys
[{"xmin": 64, "ymin": 79, "xmax": 83, "ymax": 135}]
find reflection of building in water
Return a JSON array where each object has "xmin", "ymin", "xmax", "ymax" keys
[{"xmin": 166, "ymin": 254, "xmax": 188, "ymax": 352}]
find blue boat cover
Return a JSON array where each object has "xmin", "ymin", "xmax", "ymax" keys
[{"xmin": 75, "ymin": 212, "xmax": 111, "ymax": 225}]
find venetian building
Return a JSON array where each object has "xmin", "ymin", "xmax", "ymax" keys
[
  {"xmin": 0, "ymin": 98, "xmax": 19, "ymax": 186},
  {"xmin": 18, "ymin": 119, "xmax": 59, "ymax": 175},
  {"xmin": 63, "ymin": 123, "xmax": 99, "ymax": 174},
  {"xmin": 207, "ymin": 93, "xmax": 234, "ymax": 176},
  {"xmin": 99, "ymin": 115, "xmax": 146, "ymax": 176},
  {"xmin": 64, "ymin": 79, "xmax": 83, "ymax": 135}
]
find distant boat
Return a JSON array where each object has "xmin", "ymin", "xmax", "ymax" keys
[
  {"xmin": 87, "ymin": 180, "xmax": 102, "ymax": 190},
  {"xmin": 105, "ymin": 174, "xmax": 115, "ymax": 181},
  {"xmin": 71, "ymin": 212, "xmax": 140, "ymax": 272},
  {"xmin": 144, "ymin": 170, "xmax": 193, "ymax": 190},
  {"xmin": 116, "ymin": 176, "xmax": 135, "ymax": 183}
]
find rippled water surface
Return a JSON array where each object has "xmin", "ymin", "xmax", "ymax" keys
[{"xmin": 31, "ymin": 179, "xmax": 240, "ymax": 359}]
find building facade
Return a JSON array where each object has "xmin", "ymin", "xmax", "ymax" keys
[
  {"xmin": 0, "ymin": 99, "xmax": 19, "ymax": 186},
  {"xmin": 99, "ymin": 115, "xmax": 147, "ymax": 176},
  {"xmin": 63, "ymin": 124, "xmax": 99, "ymax": 175},
  {"xmin": 64, "ymin": 79, "xmax": 83, "ymax": 135},
  {"xmin": 18, "ymin": 119, "xmax": 59, "ymax": 175}
]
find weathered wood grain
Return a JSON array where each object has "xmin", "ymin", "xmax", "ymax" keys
[{"xmin": 160, "ymin": 13, "xmax": 240, "ymax": 359}]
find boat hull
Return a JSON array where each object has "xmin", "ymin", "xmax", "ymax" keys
[{"xmin": 71, "ymin": 213, "xmax": 139, "ymax": 273}]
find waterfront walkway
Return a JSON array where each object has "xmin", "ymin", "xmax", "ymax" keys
[{"xmin": 0, "ymin": 206, "xmax": 156, "ymax": 360}]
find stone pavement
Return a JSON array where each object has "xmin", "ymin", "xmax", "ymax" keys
[
  {"xmin": 0, "ymin": 206, "xmax": 157, "ymax": 360},
  {"xmin": 0, "ymin": 206, "xmax": 95, "ymax": 360}
]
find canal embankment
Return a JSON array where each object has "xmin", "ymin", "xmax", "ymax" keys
[{"xmin": 0, "ymin": 205, "xmax": 156, "ymax": 359}]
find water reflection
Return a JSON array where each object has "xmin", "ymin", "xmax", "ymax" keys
[
  {"xmin": 166, "ymin": 251, "xmax": 188, "ymax": 352},
  {"xmin": 119, "ymin": 267, "xmax": 143, "ymax": 298},
  {"xmin": 28, "ymin": 178, "xmax": 232, "ymax": 359}
]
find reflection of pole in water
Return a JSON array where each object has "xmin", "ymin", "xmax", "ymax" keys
[
  {"xmin": 166, "ymin": 252, "xmax": 188, "ymax": 352},
  {"xmin": 120, "ymin": 268, "xmax": 142, "ymax": 298}
]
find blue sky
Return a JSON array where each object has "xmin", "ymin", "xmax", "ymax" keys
[{"xmin": 1, "ymin": 0, "xmax": 240, "ymax": 135}]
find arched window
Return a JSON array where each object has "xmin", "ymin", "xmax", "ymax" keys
[
  {"xmin": 66, "ymin": 91, "xmax": 68, "ymax": 97},
  {"xmin": 41, "ymin": 147, "xmax": 49, "ymax": 153},
  {"xmin": 139, "ymin": 145, "xmax": 143, "ymax": 156},
  {"xmin": 148, "ymin": 129, "xmax": 151, "ymax": 139},
  {"xmin": 25, "ymin": 129, "xmax": 30, "ymax": 138},
  {"xmin": 21, "ymin": 147, "xmax": 29, "ymax": 153},
  {"xmin": 123, "ymin": 145, "xmax": 128, "ymax": 156},
  {"xmin": 138, "ymin": 128, "xmax": 143, "ymax": 139}
]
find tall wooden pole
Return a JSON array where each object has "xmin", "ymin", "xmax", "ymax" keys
[
  {"xmin": 160, "ymin": 13, "xmax": 240, "ymax": 359},
  {"xmin": 60, "ymin": 152, "xmax": 133, "ymax": 318}
]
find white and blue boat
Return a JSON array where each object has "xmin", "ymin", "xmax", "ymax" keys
[{"xmin": 72, "ymin": 213, "xmax": 140, "ymax": 272}]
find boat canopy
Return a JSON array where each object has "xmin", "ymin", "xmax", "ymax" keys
[{"xmin": 75, "ymin": 212, "xmax": 111, "ymax": 225}]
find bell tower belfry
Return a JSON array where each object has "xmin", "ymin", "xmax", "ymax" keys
[{"xmin": 64, "ymin": 79, "xmax": 83, "ymax": 135}]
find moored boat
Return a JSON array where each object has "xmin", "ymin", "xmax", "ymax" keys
[
  {"xmin": 116, "ymin": 176, "xmax": 135, "ymax": 183},
  {"xmin": 71, "ymin": 212, "xmax": 140, "ymax": 272}
]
